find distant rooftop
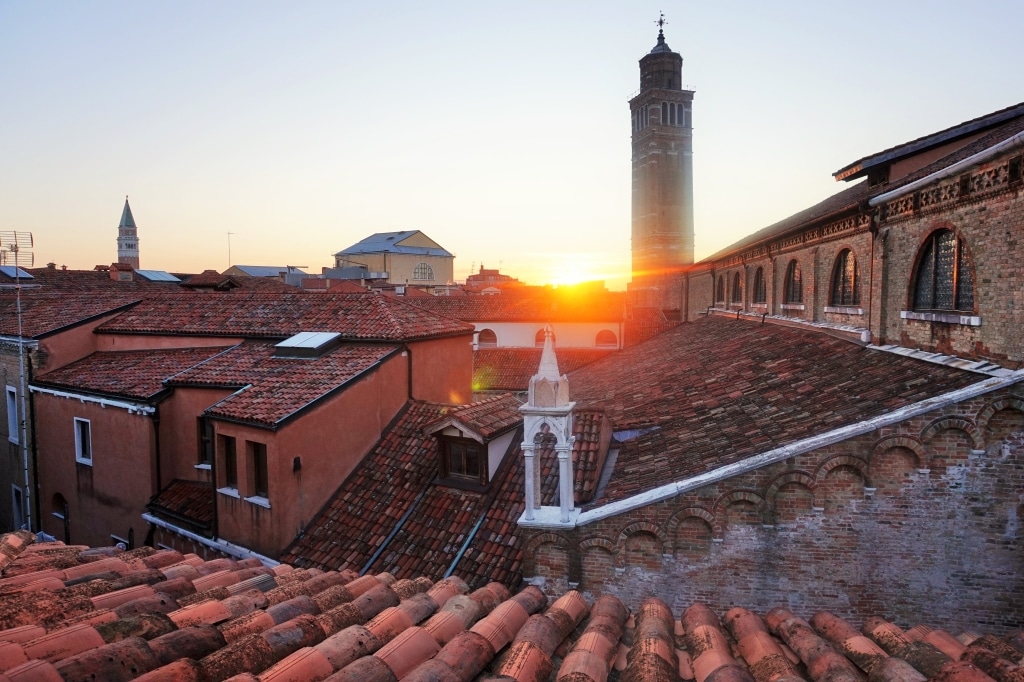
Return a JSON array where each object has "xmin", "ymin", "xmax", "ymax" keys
[{"xmin": 334, "ymin": 230, "xmax": 453, "ymax": 258}]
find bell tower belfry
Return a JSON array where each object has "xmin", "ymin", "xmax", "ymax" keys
[
  {"xmin": 629, "ymin": 14, "xmax": 694, "ymax": 293},
  {"xmin": 117, "ymin": 196, "xmax": 140, "ymax": 269}
]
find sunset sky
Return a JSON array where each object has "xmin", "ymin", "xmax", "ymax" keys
[{"xmin": 1, "ymin": 1, "xmax": 1020, "ymax": 289}]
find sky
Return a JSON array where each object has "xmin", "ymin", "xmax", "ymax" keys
[{"xmin": 1, "ymin": 2, "xmax": 1021, "ymax": 290}]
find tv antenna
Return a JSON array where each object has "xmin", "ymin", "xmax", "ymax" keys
[{"xmin": 0, "ymin": 231, "xmax": 34, "ymax": 534}]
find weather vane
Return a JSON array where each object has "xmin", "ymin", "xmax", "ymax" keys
[{"xmin": 656, "ymin": 11, "xmax": 667, "ymax": 32}]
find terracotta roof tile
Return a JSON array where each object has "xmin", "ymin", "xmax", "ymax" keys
[
  {"xmin": 0, "ymin": 293, "xmax": 141, "ymax": 339},
  {"xmin": 406, "ymin": 290, "xmax": 627, "ymax": 323},
  {"xmin": 568, "ymin": 316, "xmax": 983, "ymax": 506},
  {"xmin": 166, "ymin": 341, "xmax": 399, "ymax": 427},
  {"xmin": 146, "ymin": 480, "xmax": 215, "ymax": 534},
  {"xmin": 424, "ymin": 393, "xmax": 524, "ymax": 439},
  {"xmin": 33, "ymin": 347, "xmax": 228, "ymax": 401},
  {"xmin": 0, "ymin": 533, "xmax": 1018, "ymax": 681},
  {"xmin": 474, "ymin": 348, "xmax": 612, "ymax": 392},
  {"xmin": 98, "ymin": 292, "xmax": 474, "ymax": 341}
]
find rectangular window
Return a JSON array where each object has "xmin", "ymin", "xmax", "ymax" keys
[
  {"xmin": 74, "ymin": 418, "xmax": 92, "ymax": 465},
  {"xmin": 197, "ymin": 419, "xmax": 213, "ymax": 466},
  {"xmin": 219, "ymin": 435, "xmax": 237, "ymax": 489},
  {"xmin": 441, "ymin": 438, "xmax": 486, "ymax": 485},
  {"xmin": 249, "ymin": 441, "xmax": 269, "ymax": 498},
  {"xmin": 6, "ymin": 386, "xmax": 17, "ymax": 444}
]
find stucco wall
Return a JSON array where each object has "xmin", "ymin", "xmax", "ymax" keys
[
  {"xmin": 472, "ymin": 322, "xmax": 623, "ymax": 349},
  {"xmin": 34, "ymin": 393, "xmax": 155, "ymax": 549},
  {"xmin": 409, "ymin": 334, "xmax": 473, "ymax": 405}
]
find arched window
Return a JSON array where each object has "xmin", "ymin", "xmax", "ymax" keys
[
  {"xmin": 595, "ymin": 330, "xmax": 617, "ymax": 348},
  {"xmin": 535, "ymin": 329, "xmax": 555, "ymax": 347},
  {"xmin": 731, "ymin": 273, "xmax": 742, "ymax": 304},
  {"xmin": 783, "ymin": 260, "xmax": 802, "ymax": 304},
  {"xmin": 830, "ymin": 249, "xmax": 859, "ymax": 306},
  {"xmin": 913, "ymin": 229, "xmax": 974, "ymax": 312},
  {"xmin": 412, "ymin": 263, "xmax": 434, "ymax": 280},
  {"xmin": 477, "ymin": 329, "xmax": 498, "ymax": 348},
  {"xmin": 752, "ymin": 267, "xmax": 766, "ymax": 304},
  {"xmin": 716, "ymin": 276, "xmax": 725, "ymax": 304}
]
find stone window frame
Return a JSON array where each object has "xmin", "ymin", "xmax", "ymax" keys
[
  {"xmin": 731, "ymin": 272, "xmax": 742, "ymax": 304},
  {"xmin": 477, "ymin": 328, "xmax": 498, "ymax": 348},
  {"xmin": 6, "ymin": 386, "xmax": 17, "ymax": 445},
  {"xmin": 412, "ymin": 262, "xmax": 434, "ymax": 281},
  {"xmin": 829, "ymin": 248, "xmax": 860, "ymax": 307},
  {"xmin": 783, "ymin": 259, "xmax": 803, "ymax": 305},
  {"xmin": 715, "ymin": 275, "xmax": 725, "ymax": 305},
  {"xmin": 752, "ymin": 267, "xmax": 767, "ymax": 304},
  {"xmin": 909, "ymin": 228, "xmax": 976, "ymax": 315}
]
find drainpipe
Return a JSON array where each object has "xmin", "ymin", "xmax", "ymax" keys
[
  {"xmin": 26, "ymin": 355, "xmax": 40, "ymax": 532},
  {"xmin": 404, "ymin": 344, "xmax": 413, "ymax": 400},
  {"xmin": 151, "ymin": 406, "xmax": 162, "ymax": 493}
]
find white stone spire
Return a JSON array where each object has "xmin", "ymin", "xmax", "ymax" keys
[{"xmin": 520, "ymin": 325, "xmax": 577, "ymax": 526}]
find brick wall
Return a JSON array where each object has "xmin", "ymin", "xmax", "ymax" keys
[
  {"xmin": 674, "ymin": 148, "xmax": 1023, "ymax": 364},
  {"xmin": 522, "ymin": 387, "xmax": 1024, "ymax": 634}
]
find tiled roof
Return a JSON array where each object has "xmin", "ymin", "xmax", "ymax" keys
[
  {"xmin": 227, "ymin": 265, "xmax": 304, "ymax": 277},
  {"xmin": 473, "ymin": 348, "xmax": 613, "ymax": 392},
  {"xmin": 97, "ymin": 292, "xmax": 475, "ymax": 341},
  {"xmin": 22, "ymin": 267, "xmax": 182, "ymax": 292},
  {"xmin": 334, "ymin": 230, "xmax": 453, "ymax": 258},
  {"xmin": 283, "ymin": 400, "xmax": 559, "ymax": 588},
  {"xmin": 424, "ymin": 393, "xmax": 524, "ymax": 440},
  {"xmin": 568, "ymin": 315, "xmax": 983, "ymax": 505},
  {"xmin": 702, "ymin": 113, "xmax": 1024, "ymax": 264},
  {"xmin": 623, "ymin": 306, "xmax": 679, "ymax": 346},
  {"xmin": 406, "ymin": 290, "xmax": 627, "ymax": 323},
  {"xmin": 834, "ymin": 100, "xmax": 1024, "ymax": 181},
  {"xmin": 0, "ymin": 293, "xmax": 141, "ymax": 339},
  {"xmin": 146, "ymin": 480, "xmax": 214, "ymax": 534},
  {"xmin": 179, "ymin": 270, "xmax": 243, "ymax": 290},
  {"xmin": 0, "ymin": 531, "xmax": 1019, "ymax": 682},
  {"xmin": 166, "ymin": 341, "xmax": 399, "ymax": 428},
  {"xmin": 33, "ymin": 347, "xmax": 229, "ymax": 401}
]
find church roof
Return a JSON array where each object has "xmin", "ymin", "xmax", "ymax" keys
[
  {"xmin": 702, "ymin": 108, "xmax": 1024, "ymax": 264},
  {"xmin": 334, "ymin": 231, "xmax": 453, "ymax": 258},
  {"xmin": 567, "ymin": 315, "xmax": 984, "ymax": 507},
  {"xmin": 118, "ymin": 197, "xmax": 136, "ymax": 228},
  {"xmin": 0, "ymin": 531, "xmax": 1018, "ymax": 681},
  {"xmin": 473, "ymin": 348, "xmax": 612, "ymax": 393}
]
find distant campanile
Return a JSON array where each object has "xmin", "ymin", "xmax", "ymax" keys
[
  {"xmin": 629, "ymin": 16, "xmax": 694, "ymax": 283},
  {"xmin": 117, "ymin": 196, "xmax": 140, "ymax": 269}
]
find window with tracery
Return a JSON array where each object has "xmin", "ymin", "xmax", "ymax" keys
[
  {"xmin": 830, "ymin": 249, "xmax": 859, "ymax": 306},
  {"xmin": 716, "ymin": 276, "xmax": 725, "ymax": 303},
  {"xmin": 731, "ymin": 273, "xmax": 742, "ymax": 303},
  {"xmin": 412, "ymin": 263, "xmax": 434, "ymax": 280},
  {"xmin": 752, "ymin": 267, "xmax": 766, "ymax": 304},
  {"xmin": 913, "ymin": 229, "xmax": 974, "ymax": 312},
  {"xmin": 783, "ymin": 260, "xmax": 802, "ymax": 303}
]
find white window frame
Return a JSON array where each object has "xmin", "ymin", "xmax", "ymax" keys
[
  {"xmin": 6, "ymin": 386, "xmax": 17, "ymax": 444},
  {"xmin": 74, "ymin": 417, "xmax": 92, "ymax": 465}
]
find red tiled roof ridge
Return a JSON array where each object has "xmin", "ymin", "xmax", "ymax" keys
[{"xmin": 0, "ymin": 533, "xmax": 1019, "ymax": 680}]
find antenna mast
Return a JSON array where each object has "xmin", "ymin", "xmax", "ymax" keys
[{"xmin": 0, "ymin": 231, "xmax": 34, "ymax": 534}]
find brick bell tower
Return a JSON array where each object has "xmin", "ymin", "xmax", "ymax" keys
[
  {"xmin": 629, "ymin": 14, "xmax": 694, "ymax": 307},
  {"xmin": 116, "ymin": 196, "xmax": 140, "ymax": 269}
]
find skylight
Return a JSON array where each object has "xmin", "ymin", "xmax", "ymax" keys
[
  {"xmin": 0, "ymin": 267, "xmax": 33, "ymax": 279},
  {"xmin": 274, "ymin": 331, "xmax": 342, "ymax": 358},
  {"xmin": 135, "ymin": 270, "xmax": 181, "ymax": 282}
]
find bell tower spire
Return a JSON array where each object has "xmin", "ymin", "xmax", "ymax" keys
[
  {"xmin": 628, "ymin": 13, "xmax": 695, "ymax": 306},
  {"xmin": 116, "ymin": 196, "xmax": 140, "ymax": 269}
]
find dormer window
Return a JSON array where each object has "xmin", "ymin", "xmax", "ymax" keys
[{"xmin": 440, "ymin": 437, "xmax": 486, "ymax": 485}]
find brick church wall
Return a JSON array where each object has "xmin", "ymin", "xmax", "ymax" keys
[
  {"xmin": 874, "ymin": 149, "xmax": 1024, "ymax": 364},
  {"xmin": 522, "ymin": 387, "xmax": 1024, "ymax": 634}
]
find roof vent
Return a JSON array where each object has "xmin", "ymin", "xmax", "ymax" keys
[{"xmin": 274, "ymin": 331, "xmax": 342, "ymax": 359}]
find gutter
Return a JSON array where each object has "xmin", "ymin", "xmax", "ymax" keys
[
  {"xmin": 564, "ymin": 369, "xmax": 1024, "ymax": 528},
  {"xmin": 29, "ymin": 385, "xmax": 155, "ymax": 415},
  {"xmin": 869, "ymin": 130, "xmax": 1024, "ymax": 207},
  {"xmin": 142, "ymin": 513, "xmax": 279, "ymax": 566}
]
